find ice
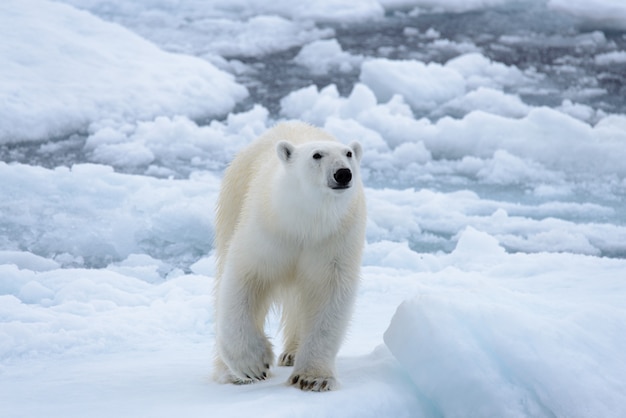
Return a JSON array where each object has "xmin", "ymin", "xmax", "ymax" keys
[
  {"xmin": 281, "ymin": 83, "xmax": 419, "ymax": 144},
  {"xmin": 0, "ymin": 162, "xmax": 219, "ymax": 268},
  {"xmin": 294, "ymin": 39, "xmax": 364, "ymax": 75},
  {"xmin": 556, "ymin": 99, "xmax": 600, "ymax": 123},
  {"xmin": 85, "ymin": 105, "xmax": 269, "ymax": 175},
  {"xmin": 281, "ymin": 81, "xmax": 626, "ymax": 188},
  {"xmin": 0, "ymin": 0, "xmax": 247, "ymax": 143},
  {"xmin": 0, "ymin": 264, "xmax": 210, "ymax": 359},
  {"xmin": 366, "ymin": 187, "xmax": 626, "ymax": 257},
  {"xmin": 0, "ymin": 346, "xmax": 425, "ymax": 417},
  {"xmin": 61, "ymin": 0, "xmax": 384, "ymax": 23},
  {"xmin": 382, "ymin": 0, "xmax": 626, "ymax": 30},
  {"xmin": 434, "ymin": 87, "xmax": 531, "ymax": 118},
  {"xmin": 549, "ymin": 0, "xmax": 626, "ymax": 30},
  {"xmin": 595, "ymin": 50, "xmax": 626, "ymax": 65},
  {"xmin": 2, "ymin": 0, "xmax": 626, "ymax": 416},
  {"xmin": 379, "ymin": 0, "xmax": 512, "ymax": 13},
  {"xmin": 0, "ymin": 251, "xmax": 60, "ymax": 272},
  {"xmin": 163, "ymin": 15, "xmax": 333, "ymax": 58},
  {"xmin": 359, "ymin": 53, "xmax": 535, "ymax": 117},
  {"xmin": 56, "ymin": 0, "xmax": 380, "ymax": 58},
  {"xmin": 445, "ymin": 53, "xmax": 532, "ymax": 91},
  {"xmin": 361, "ymin": 58, "xmax": 466, "ymax": 113},
  {"xmin": 109, "ymin": 254, "xmax": 184, "ymax": 284},
  {"xmin": 420, "ymin": 108, "xmax": 626, "ymax": 178},
  {"xmin": 385, "ymin": 229, "xmax": 626, "ymax": 417}
]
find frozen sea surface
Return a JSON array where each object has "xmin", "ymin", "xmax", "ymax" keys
[{"xmin": 1, "ymin": 0, "xmax": 626, "ymax": 416}]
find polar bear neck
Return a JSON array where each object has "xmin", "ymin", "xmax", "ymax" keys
[{"xmin": 268, "ymin": 173, "xmax": 356, "ymax": 243}]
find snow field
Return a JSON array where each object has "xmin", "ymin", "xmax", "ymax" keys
[
  {"xmin": 2, "ymin": 228, "xmax": 625, "ymax": 417},
  {"xmin": 2, "ymin": 0, "xmax": 626, "ymax": 416},
  {"xmin": 384, "ymin": 227, "xmax": 626, "ymax": 418},
  {"xmin": 0, "ymin": 0, "xmax": 247, "ymax": 143}
]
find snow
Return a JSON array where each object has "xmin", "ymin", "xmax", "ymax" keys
[
  {"xmin": 84, "ymin": 106, "xmax": 269, "ymax": 176},
  {"xmin": 359, "ymin": 53, "xmax": 535, "ymax": 117},
  {"xmin": 385, "ymin": 228, "xmax": 626, "ymax": 417},
  {"xmin": 378, "ymin": 0, "xmax": 515, "ymax": 13},
  {"xmin": 433, "ymin": 87, "xmax": 531, "ymax": 118},
  {"xmin": 0, "ymin": 162, "xmax": 220, "ymax": 267},
  {"xmin": 294, "ymin": 39, "xmax": 364, "ymax": 75},
  {"xmin": 55, "ymin": 0, "xmax": 376, "ymax": 59},
  {"xmin": 2, "ymin": 0, "xmax": 626, "ymax": 416},
  {"xmin": 0, "ymin": 0, "xmax": 247, "ymax": 143},
  {"xmin": 361, "ymin": 58, "xmax": 466, "ymax": 112},
  {"xmin": 595, "ymin": 50, "xmax": 626, "ymax": 65},
  {"xmin": 382, "ymin": 0, "xmax": 626, "ymax": 23},
  {"xmin": 158, "ymin": 15, "xmax": 333, "ymax": 58},
  {"xmin": 548, "ymin": 0, "xmax": 626, "ymax": 30},
  {"xmin": 61, "ymin": 0, "xmax": 385, "ymax": 23}
]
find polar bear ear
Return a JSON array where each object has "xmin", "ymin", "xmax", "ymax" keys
[
  {"xmin": 276, "ymin": 140, "xmax": 295, "ymax": 164},
  {"xmin": 349, "ymin": 141, "xmax": 363, "ymax": 163}
]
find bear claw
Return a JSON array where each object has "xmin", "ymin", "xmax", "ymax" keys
[
  {"xmin": 279, "ymin": 352, "xmax": 295, "ymax": 366},
  {"xmin": 288, "ymin": 373, "xmax": 336, "ymax": 392}
]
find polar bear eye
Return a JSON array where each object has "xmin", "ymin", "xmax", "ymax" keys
[
  {"xmin": 346, "ymin": 151, "xmax": 352, "ymax": 158},
  {"xmin": 313, "ymin": 153, "xmax": 323, "ymax": 160}
]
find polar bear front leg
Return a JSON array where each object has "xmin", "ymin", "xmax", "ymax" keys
[
  {"xmin": 287, "ymin": 265, "xmax": 358, "ymax": 392},
  {"xmin": 216, "ymin": 266, "xmax": 274, "ymax": 384},
  {"xmin": 278, "ymin": 290, "xmax": 301, "ymax": 367}
]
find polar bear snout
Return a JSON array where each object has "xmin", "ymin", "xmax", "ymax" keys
[
  {"xmin": 334, "ymin": 168, "xmax": 352, "ymax": 185},
  {"xmin": 332, "ymin": 168, "xmax": 352, "ymax": 189}
]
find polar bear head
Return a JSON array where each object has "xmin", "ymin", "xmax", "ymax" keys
[{"xmin": 276, "ymin": 140, "xmax": 363, "ymax": 196}]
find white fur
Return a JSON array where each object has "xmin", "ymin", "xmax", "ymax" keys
[{"xmin": 213, "ymin": 121, "xmax": 366, "ymax": 391}]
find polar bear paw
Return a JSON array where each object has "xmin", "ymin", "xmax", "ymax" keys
[
  {"xmin": 220, "ymin": 335, "xmax": 274, "ymax": 383},
  {"xmin": 288, "ymin": 372, "xmax": 338, "ymax": 392},
  {"xmin": 229, "ymin": 351, "xmax": 273, "ymax": 383},
  {"xmin": 278, "ymin": 351, "xmax": 296, "ymax": 366}
]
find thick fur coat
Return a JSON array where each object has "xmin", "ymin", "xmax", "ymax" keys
[{"xmin": 213, "ymin": 121, "xmax": 366, "ymax": 391}]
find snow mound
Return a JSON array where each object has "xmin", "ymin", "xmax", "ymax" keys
[
  {"xmin": 281, "ymin": 79, "xmax": 626, "ymax": 186},
  {"xmin": 384, "ymin": 230, "xmax": 626, "ymax": 417},
  {"xmin": 294, "ymin": 39, "xmax": 364, "ymax": 75},
  {"xmin": 177, "ymin": 15, "xmax": 335, "ymax": 58},
  {"xmin": 434, "ymin": 87, "xmax": 531, "ymax": 119},
  {"xmin": 1, "ymin": 1, "xmax": 626, "ymax": 416},
  {"xmin": 361, "ymin": 58, "xmax": 466, "ymax": 112},
  {"xmin": 595, "ymin": 50, "xmax": 626, "ymax": 65},
  {"xmin": 0, "ymin": 0, "xmax": 247, "ymax": 143},
  {"xmin": 360, "ymin": 53, "xmax": 533, "ymax": 116},
  {"xmin": 0, "ymin": 162, "xmax": 218, "ymax": 268},
  {"xmin": 85, "ymin": 105, "xmax": 269, "ymax": 176}
]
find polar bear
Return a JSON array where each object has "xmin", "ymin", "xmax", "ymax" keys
[{"xmin": 213, "ymin": 121, "xmax": 366, "ymax": 392}]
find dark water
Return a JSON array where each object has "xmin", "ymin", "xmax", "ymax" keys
[{"xmin": 235, "ymin": 2, "xmax": 626, "ymax": 117}]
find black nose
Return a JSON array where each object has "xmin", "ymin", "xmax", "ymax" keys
[{"xmin": 334, "ymin": 168, "xmax": 352, "ymax": 185}]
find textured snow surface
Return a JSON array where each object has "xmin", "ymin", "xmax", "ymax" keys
[{"xmin": 2, "ymin": 0, "xmax": 626, "ymax": 416}]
